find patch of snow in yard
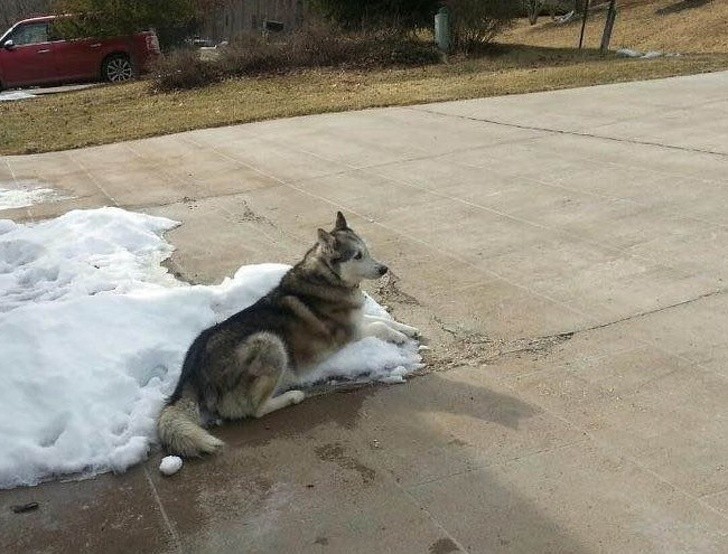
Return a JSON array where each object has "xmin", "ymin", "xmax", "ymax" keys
[{"xmin": 0, "ymin": 91, "xmax": 36, "ymax": 102}]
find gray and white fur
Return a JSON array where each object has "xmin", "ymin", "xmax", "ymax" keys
[{"xmin": 157, "ymin": 211, "xmax": 418, "ymax": 457}]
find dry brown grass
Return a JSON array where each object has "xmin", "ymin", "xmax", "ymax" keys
[
  {"xmin": 2, "ymin": 45, "xmax": 726, "ymax": 156},
  {"xmin": 2, "ymin": 1, "xmax": 726, "ymax": 155},
  {"xmin": 502, "ymin": 0, "xmax": 728, "ymax": 53}
]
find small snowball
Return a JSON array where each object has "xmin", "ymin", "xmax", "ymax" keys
[{"xmin": 159, "ymin": 455, "xmax": 183, "ymax": 476}]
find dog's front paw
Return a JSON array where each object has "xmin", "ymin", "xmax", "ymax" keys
[
  {"xmin": 387, "ymin": 329, "xmax": 409, "ymax": 345},
  {"xmin": 400, "ymin": 324, "xmax": 420, "ymax": 339},
  {"xmin": 286, "ymin": 390, "xmax": 305, "ymax": 405},
  {"xmin": 366, "ymin": 321, "xmax": 409, "ymax": 345}
]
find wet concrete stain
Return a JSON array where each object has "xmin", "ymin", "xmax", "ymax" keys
[
  {"xmin": 213, "ymin": 385, "xmax": 376, "ymax": 450},
  {"xmin": 314, "ymin": 442, "xmax": 376, "ymax": 484},
  {"xmin": 0, "ymin": 465, "xmax": 175, "ymax": 554},
  {"xmin": 429, "ymin": 537, "xmax": 460, "ymax": 554}
]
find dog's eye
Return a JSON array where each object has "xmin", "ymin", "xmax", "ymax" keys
[{"xmin": 354, "ymin": 251, "xmax": 363, "ymax": 260}]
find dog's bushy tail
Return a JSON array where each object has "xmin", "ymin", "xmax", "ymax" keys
[{"xmin": 157, "ymin": 388, "xmax": 224, "ymax": 457}]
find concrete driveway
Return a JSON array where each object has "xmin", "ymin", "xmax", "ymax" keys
[{"xmin": 2, "ymin": 70, "xmax": 728, "ymax": 553}]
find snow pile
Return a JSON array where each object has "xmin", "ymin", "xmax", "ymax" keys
[
  {"xmin": 0, "ymin": 208, "xmax": 421, "ymax": 489},
  {"xmin": 0, "ymin": 182, "xmax": 68, "ymax": 210},
  {"xmin": 0, "ymin": 207, "xmax": 176, "ymax": 312}
]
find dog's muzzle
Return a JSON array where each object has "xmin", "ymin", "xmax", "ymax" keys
[{"xmin": 378, "ymin": 264, "xmax": 388, "ymax": 276}]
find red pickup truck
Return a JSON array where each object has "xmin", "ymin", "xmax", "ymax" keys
[{"xmin": 0, "ymin": 15, "xmax": 160, "ymax": 90}]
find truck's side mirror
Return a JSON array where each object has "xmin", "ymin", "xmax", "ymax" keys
[{"xmin": 3, "ymin": 39, "xmax": 14, "ymax": 50}]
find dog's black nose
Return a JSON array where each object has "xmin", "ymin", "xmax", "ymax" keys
[{"xmin": 378, "ymin": 265, "xmax": 388, "ymax": 276}]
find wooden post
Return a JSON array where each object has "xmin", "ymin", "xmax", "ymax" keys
[{"xmin": 600, "ymin": 0, "xmax": 618, "ymax": 53}]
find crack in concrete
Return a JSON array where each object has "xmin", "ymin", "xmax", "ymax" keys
[
  {"xmin": 427, "ymin": 287, "xmax": 727, "ymax": 371},
  {"xmin": 554, "ymin": 287, "xmax": 728, "ymax": 339},
  {"xmin": 410, "ymin": 107, "xmax": 728, "ymax": 159},
  {"xmin": 408, "ymin": 280, "xmax": 726, "ymax": 374}
]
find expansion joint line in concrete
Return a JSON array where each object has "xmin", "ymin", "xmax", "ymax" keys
[
  {"xmin": 409, "ymin": 107, "xmax": 728, "ymax": 159},
  {"xmin": 144, "ymin": 467, "xmax": 183, "ymax": 553}
]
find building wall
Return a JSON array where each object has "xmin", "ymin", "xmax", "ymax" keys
[{"xmin": 202, "ymin": 0, "xmax": 305, "ymax": 43}]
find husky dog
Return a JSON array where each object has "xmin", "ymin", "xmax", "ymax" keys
[{"xmin": 158, "ymin": 212, "xmax": 418, "ymax": 457}]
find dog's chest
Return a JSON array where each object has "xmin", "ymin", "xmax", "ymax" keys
[{"xmin": 285, "ymin": 302, "xmax": 362, "ymax": 371}]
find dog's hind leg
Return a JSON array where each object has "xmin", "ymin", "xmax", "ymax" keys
[
  {"xmin": 158, "ymin": 386, "xmax": 224, "ymax": 457},
  {"xmin": 217, "ymin": 332, "xmax": 305, "ymax": 420},
  {"xmin": 254, "ymin": 390, "xmax": 305, "ymax": 418}
]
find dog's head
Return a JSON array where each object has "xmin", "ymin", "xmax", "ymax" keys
[{"xmin": 317, "ymin": 212, "xmax": 388, "ymax": 286}]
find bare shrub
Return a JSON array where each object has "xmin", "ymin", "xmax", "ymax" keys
[
  {"xmin": 151, "ymin": 48, "xmax": 221, "ymax": 91},
  {"xmin": 444, "ymin": 0, "xmax": 518, "ymax": 53},
  {"xmin": 152, "ymin": 24, "xmax": 440, "ymax": 91}
]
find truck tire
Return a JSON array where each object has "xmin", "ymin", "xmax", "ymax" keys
[{"xmin": 102, "ymin": 54, "xmax": 134, "ymax": 83}]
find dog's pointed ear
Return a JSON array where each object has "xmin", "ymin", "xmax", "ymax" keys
[
  {"xmin": 317, "ymin": 228, "xmax": 335, "ymax": 251},
  {"xmin": 334, "ymin": 211, "xmax": 348, "ymax": 231}
]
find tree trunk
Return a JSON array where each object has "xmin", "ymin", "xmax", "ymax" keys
[{"xmin": 526, "ymin": 0, "xmax": 544, "ymax": 26}]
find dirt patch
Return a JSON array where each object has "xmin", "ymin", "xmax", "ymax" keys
[
  {"xmin": 221, "ymin": 198, "xmax": 274, "ymax": 226},
  {"xmin": 427, "ymin": 325, "xmax": 574, "ymax": 373},
  {"xmin": 373, "ymin": 270, "xmax": 420, "ymax": 307},
  {"xmin": 368, "ymin": 264, "xmax": 575, "ymax": 375}
]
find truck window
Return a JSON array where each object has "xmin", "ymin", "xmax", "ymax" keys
[{"xmin": 11, "ymin": 23, "xmax": 50, "ymax": 46}]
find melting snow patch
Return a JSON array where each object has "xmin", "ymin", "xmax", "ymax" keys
[
  {"xmin": 0, "ymin": 91, "xmax": 36, "ymax": 102},
  {"xmin": 616, "ymin": 48, "xmax": 679, "ymax": 60},
  {"xmin": 616, "ymin": 48, "xmax": 642, "ymax": 58},
  {"xmin": 0, "ymin": 182, "xmax": 70, "ymax": 210},
  {"xmin": 0, "ymin": 207, "xmax": 422, "ymax": 489}
]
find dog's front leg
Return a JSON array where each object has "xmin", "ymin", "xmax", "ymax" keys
[
  {"xmin": 363, "ymin": 315, "xmax": 420, "ymax": 339},
  {"xmin": 254, "ymin": 390, "xmax": 305, "ymax": 418},
  {"xmin": 362, "ymin": 320, "xmax": 409, "ymax": 345}
]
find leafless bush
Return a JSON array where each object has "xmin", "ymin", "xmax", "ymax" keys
[
  {"xmin": 443, "ymin": 0, "xmax": 518, "ymax": 53},
  {"xmin": 152, "ymin": 24, "xmax": 440, "ymax": 92}
]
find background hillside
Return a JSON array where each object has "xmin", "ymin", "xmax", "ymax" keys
[{"xmin": 502, "ymin": 0, "xmax": 728, "ymax": 54}]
